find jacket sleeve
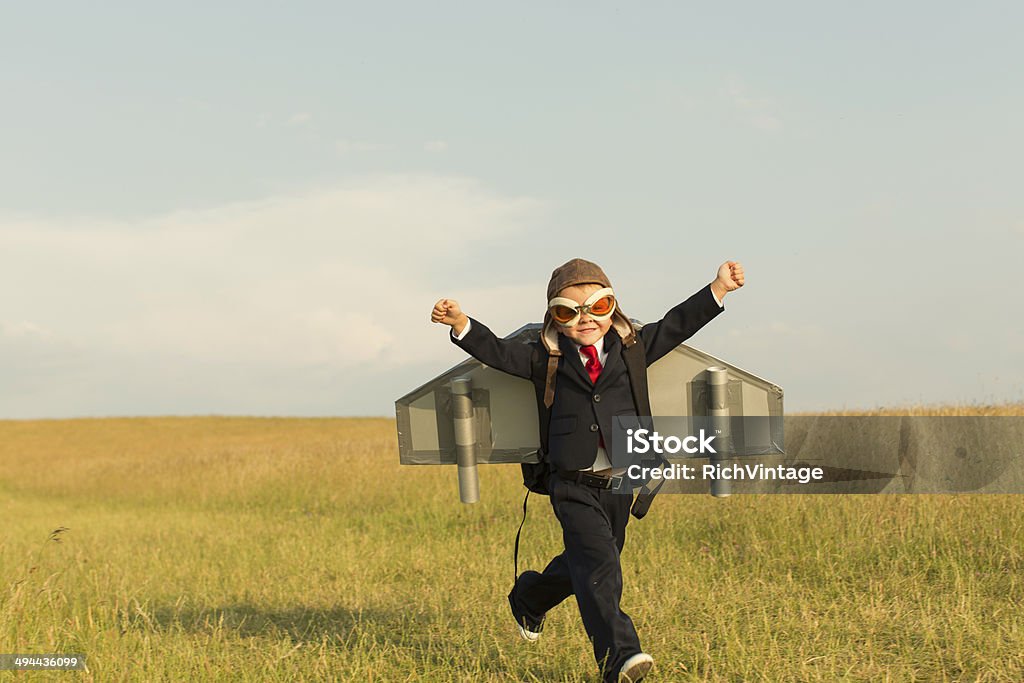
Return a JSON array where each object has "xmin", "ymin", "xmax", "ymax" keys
[
  {"xmin": 450, "ymin": 317, "xmax": 535, "ymax": 379},
  {"xmin": 639, "ymin": 284, "xmax": 725, "ymax": 366}
]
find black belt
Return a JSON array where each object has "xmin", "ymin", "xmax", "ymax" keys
[{"xmin": 558, "ymin": 469, "xmax": 625, "ymax": 491}]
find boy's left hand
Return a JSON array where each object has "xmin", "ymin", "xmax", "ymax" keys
[{"xmin": 711, "ymin": 261, "xmax": 745, "ymax": 300}]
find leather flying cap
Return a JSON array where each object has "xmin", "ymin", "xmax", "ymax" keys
[{"xmin": 546, "ymin": 258, "xmax": 613, "ymax": 301}]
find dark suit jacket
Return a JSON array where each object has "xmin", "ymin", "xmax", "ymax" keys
[{"xmin": 451, "ymin": 284, "xmax": 724, "ymax": 471}]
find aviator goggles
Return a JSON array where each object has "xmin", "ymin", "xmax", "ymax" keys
[{"xmin": 547, "ymin": 287, "xmax": 617, "ymax": 327}]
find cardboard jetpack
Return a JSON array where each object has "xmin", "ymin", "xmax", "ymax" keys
[
  {"xmin": 396, "ymin": 321, "xmax": 787, "ymax": 502},
  {"xmin": 398, "ymin": 323, "xmax": 1024, "ymax": 500}
]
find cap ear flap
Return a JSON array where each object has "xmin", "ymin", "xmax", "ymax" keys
[
  {"xmin": 540, "ymin": 314, "xmax": 562, "ymax": 353},
  {"xmin": 611, "ymin": 309, "xmax": 637, "ymax": 345}
]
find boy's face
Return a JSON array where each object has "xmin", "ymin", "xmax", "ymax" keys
[{"xmin": 554, "ymin": 283, "xmax": 613, "ymax": 347}]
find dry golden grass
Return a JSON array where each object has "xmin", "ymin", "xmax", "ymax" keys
[
  {"xmin": 1, "ymin": 407, "xmax": 1023, "ymax": 681},
  {"xmin": 797, "ymin": 402, "xmax": 1024, "ymax": 416}
]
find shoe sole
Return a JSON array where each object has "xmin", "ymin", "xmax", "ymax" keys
[{"xmin": 619, "ymin": 659, "xmax": 653, "ymax": 682}]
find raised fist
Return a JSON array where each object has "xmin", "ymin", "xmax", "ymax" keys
[
  {"xmin": 716, "ymin": 261, "xmax": 745, "ymax": 292},
  {"xmin": 431, "ymin": 298, "xmax": 465, "ymax": 327}
]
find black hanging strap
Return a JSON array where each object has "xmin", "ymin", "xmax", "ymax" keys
[{"xmin": 513, "ymin": 489, "xmax": 530, "ymax": 583}]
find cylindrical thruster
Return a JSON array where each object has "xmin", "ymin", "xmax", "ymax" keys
[
  {"xmin": 707, "ymin": 366, "xmax": 731, "ymax": 498},
  {"xmin": 451, "ymin": 377, "xmax": 480, "ymax": 504}
]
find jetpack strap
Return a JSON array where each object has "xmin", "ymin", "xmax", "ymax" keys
[
  {"xmin": 630, "ymin": 475, "xmax": 666, "ymax": 519},
  {"xmin": 621, "ymin": 333, "xmax": 662, "ymax": 519},
  {"xmin": 513, "ymin": 489, "xmax": 529, "ymax": 583}
]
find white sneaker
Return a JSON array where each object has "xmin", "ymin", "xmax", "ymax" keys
[
  {"xmin": 508, "ymin": 589, "xmax": 544, "ymax": 642},
  {"xmin": 516, "ymin": 623, "xmax": 542, "ymax": 642},
  {"xmin": 618, "ymin": 652, "xmax": 654, "ymax": 682}
]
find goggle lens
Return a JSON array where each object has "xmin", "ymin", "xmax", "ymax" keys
[
  {"xmin": 588, "ymin": 295, "xmax": 614, "ymax": 316},
  {"xmin": 551, "ymin": 305, "xmax": 579, "ymax": 324}
]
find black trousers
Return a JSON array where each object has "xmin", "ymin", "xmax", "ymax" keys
[{"xmin": 510, "ymin": 472, "xmax": 641, "ymax": 681}]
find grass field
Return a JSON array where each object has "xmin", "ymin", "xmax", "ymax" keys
[{"xmin": 2, "ymin": 408, "xmax": 1023, "ymax": 681}]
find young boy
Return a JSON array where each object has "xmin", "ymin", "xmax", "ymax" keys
[{"xmin": 431, "ymin": 258, "xmax": 744, "ymax": 683}]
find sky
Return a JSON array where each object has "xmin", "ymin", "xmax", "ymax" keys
[{"xmin": 1, "ymin": 2, "xmax": 1021, "ymax": 418}]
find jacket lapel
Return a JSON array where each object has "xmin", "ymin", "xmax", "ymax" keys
[
  {"xmin": 558, "ymin": 333, "xmax": 594, "ymax": 388},
  {"xmin": 595, "ymin": 329, "xmax": 625, "ymax": 390}
]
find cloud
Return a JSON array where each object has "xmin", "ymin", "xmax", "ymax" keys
[
  {"xmin": 721, "ymin": 78, "xmax": 782, "ymax": 132},
  {"xmin": 1, "ymin": 320, "xmax": 54, "ymax": 341},
  {"xmin": 286, "ymin": 112, "xmax": 313, "ymax": 127},
  {"xmin": 0, "ymin": 175, "xmax": 546, "ymax": 416},
  {"xmin": 424, "ymin": 140, "xmax": 448, "ymax": 152}
]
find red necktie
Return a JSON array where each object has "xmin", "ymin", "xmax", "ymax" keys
[
  {"xmin": 580, "ymin": 345, "xmax": 605, "ymax": 448},
  {"xmin": 580, "ymin": 345, "xmax": 603, "ymax": 384}
]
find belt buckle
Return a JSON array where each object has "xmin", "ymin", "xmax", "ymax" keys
[{"xmin": 582, "ymin": 472, "xmax": 619, "ymax": 490}]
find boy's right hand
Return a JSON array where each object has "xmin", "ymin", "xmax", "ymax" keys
[{"xmin": 431, "ymin": 299, "xmax": 469, "ymax": 335}]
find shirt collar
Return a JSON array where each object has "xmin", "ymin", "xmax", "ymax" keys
[{"xmin": 574, "ymin": 335, "xmax": 605, "ymax": 357}]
